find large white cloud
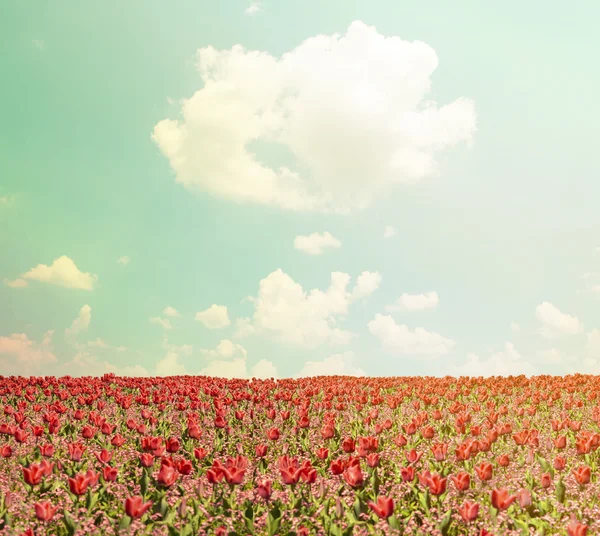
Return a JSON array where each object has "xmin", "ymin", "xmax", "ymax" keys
[
  {"xmin": 386, "ymin": 291, "xmax": 439, "ymax": 311},
  {"xmin": 65, "ymin": 305, "xmax": 91, "ymax": 337},
  {"xmin": 200, "ymin": 339, "xmax": 247, "ymax": 360},
  {"xmin": 198, "ymin": 340, "xmax": 277, "ymax": 379},
  {"xmin": 294, "ymin": 232, "xmax": 341, "ymax": 255},
  {"xmin": 368, "ymin": 314, "xmax": 455, "ymax": 357},
  {"xmin": 535, "ymin": 302, "xmax": 583, "ymax": 338},
  {"xmin": 296, "ymin": 352, "xmax": 365, "ymax": 377},
  {"xmin": 7, "ymin": 256, "xmax": 97, "ymax": 290},
  {"xmin": 0, "ymin": 332, "xmax": 57, "ymax": 376},
  {"xmin": 235, "ymin": 269, "xmax": 381, "ymax": 347},
  {"xmin": 195, "ymin": 305, "xmax": 231, "ymax": 329},
  {"xmin": 152, "ymin": 21, "xmax": 476, "ymax": 212},
  {"xmin": 448, "ymin": 343, "xmax": 536, "ymax": 377}
]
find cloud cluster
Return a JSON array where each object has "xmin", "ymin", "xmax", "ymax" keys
[
  {"xmin": 153, "ymin": 21, "xmax": 476, "ymax": 212},
  {"xmin": 235, "ymin": 269, "xmax": 381, "ymax": 347},
  {"xmin": 386, "ymin": 291, "xmax": 439, "ymax": 311},
  {"xmin": 6, "ymin": 256, "xmax": 97, "ymax": 290},
  {"xmin": 294, "ymin": 232, "xmax": 341, "ymax": 255}
]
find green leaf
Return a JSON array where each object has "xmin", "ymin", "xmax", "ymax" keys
[
  {"xmin": 513, "ymin": 518, "xmax": 530, "ymax": 536},
  {"xmin": 140, "ymin": 470, "xmax": 149, "ymax": 497},
  {"xmin": 438, "ymin": 509, "xmax": 452, "ymax": 535},
  {"xmin": 555, "ymin": 478, "xmax": 566, "ymax": 504},
  {"xmin": 388, "ymin": 515, "xmax": 401, "ymax": 530},
  {"xmin": 63, "ymin": 509, "xmax": 78, "ymax": 536}
]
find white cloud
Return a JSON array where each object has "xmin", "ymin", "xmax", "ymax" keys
[
  {"xmin": 163, "ymin": 306, "xmax": 180, "ymax": 317},
  {"xmin": 383, "ymin": 225, "xmax": 396, "ymax": 238},
  {"xmin": 235, "ymin": 269, "xmax": 380, "ymax": 347},
  {"xmin": 0, "ymin": 332, "xmax": 57, "ymax": 375},
  {"xmin": 150, "ymin": 317, "xmax": 173, "ymax": 330},
  {"xmin": 197, "ymin": 340, "xmax": 276, "ymax": 378},
  {"xmin": 4, "ymin": 278, "xmax": 28, "ymax": 288},
  {"xmin": 244, "ymin": 1, "xmax": 261, "ymax": 15},
  {"xmin": 536, "ymin": 348, "xmax": 569, "ymax": 365},
  {"xmin": 510, "ymin": 322, "xmax": 520, "ymax": 332},
  {"xmin": 368, "ymin": 313, "xmax": 455, "ymax": 357},
  {"xmin": 152, "ymin": 21, "xmax": 476, "ymax": 213},
  {"xmin": 32, "ymin": 39, "xmax": 45, "ymax": 50},
  {"xmin": 296, "ymin": 351, "xmax": 365, "ymax": 377},
  {"xmin": 448, "ymin": 343, "xmax": 536, "ymax": 377},
  {"xmin": 117, "ymin": 256, "xmax": 131, "ymax": 265},
  {"xmin": 294, "ymin": 232, "xmax": 341, "ymax": 255},
  {"xmin": 61, "ymin": 350, "xmax": 149, "ymax": 377},
  {"xmin": 199, "ymin": 356, "xmax": 278, "ymax": 379},
  {"xmin": 195, "ymin": 304, "xmax": 231, "ymax": 329},
  {"xmin": 15, "ymin": 256, "xmax": 97, "ymax": 290},
  {"xmin": 352, "ymin": 271, "xmax": 383, "ymax": 300},
  {"xmin": 65, "ymin": 305, "xmax": 91, "ymax": 337},
  {"xmin": 155, "ymin": 351, "xmax": 186, "ymax": 376},
  {"xmin": 535, "ymin": 302, "xmax": 583, "ymax": 338},
  {"xmin": 200, "ymin": 339, "xmax": 247, "ymax": 360},
  {"xmin": 386, "ymin": 291, "xmax": 439, "ymax": 311},
  {"xmin": 251, "ymin": 359, "xmax": 277, "ymax": 378}
]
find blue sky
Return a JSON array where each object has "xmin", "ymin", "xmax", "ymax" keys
[{"xmin": 1, "ymin": 0, "xmax": 599, "ymax": 378}]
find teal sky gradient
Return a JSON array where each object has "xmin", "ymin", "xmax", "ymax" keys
[{"xmin": 1, "ymin": 0, "xmax": 599, "ymax": 377}]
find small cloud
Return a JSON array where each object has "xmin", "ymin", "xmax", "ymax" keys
[
  {"xmin": 18, "ymin": 256, "xmax": 97, "ymax": 290},
  {"xmin": 163, "ymin": 306, "xmax": 180, "ymax": 317},
  {"xmin": 65, "ymin": 305, "xmax": 92, "ymax": 337},
  {"xmin": 294, "ymin": 232, "xmax": 341, "ymax": 255},
  {"xmin": 383, "ymin": 225, "xmax": 396, "ymax": 238},
  {"xmin": 150, "ymin": 317, "xmax": 173, "ymax": 330},
  {"xmin": 32, "ymin": 39, "xmax": 45, "ymax": 50},
  {"xmin": 351, "ymin": 271, "xmax": 382, "ymax": 300},
  {"xmin": 195, "ymin": 305, "xmax": 231, "ymax": 329},
  {"xmin": 200, "ymin": 339, "xmax": 247, "ymax": 360},
  {"xmin": 87, "ymin": 338, "xmax": 108, "ymax": 348},
  {"xmin": 117, "ymin": 256, "xmax": 131, "ymax": 266},
  {"xmin": 535, "ymin": 301, "xmax": 583, "ymax": 338},
  {"xmin": 386, "ymin": 292, "xmax": 439, "ymax": 311},
  {"xmin": 244, "ymin": 1, "xmax": 261, "ymax": 15},
  {"xmin": 4, "ymin": 278, "xmax": 28, "ymax": 288},
  {"xmin": 155, "ymin": 351, "xmax": 186, "ymax": 376}
]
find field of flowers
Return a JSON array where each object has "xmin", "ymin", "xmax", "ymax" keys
[{"xmin": 0, "ymin": 374, "xmax": 599, "ymax": 535}]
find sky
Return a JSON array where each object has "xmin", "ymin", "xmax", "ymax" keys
[{"xmin": 1, "ymin": 0, "xmax": 600, "ymax": 379}]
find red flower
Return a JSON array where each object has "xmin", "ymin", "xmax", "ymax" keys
[
  {"xmin": 1, "ymin": 444, "xmax": 12, "ymax": 458},
  {"xmin": 157, "ymin": 464, "xmax": 178, "ymax": 487},
  {"xmin": 518, "ymin": 488, "xmax": 532, "ymax": 508},
  {"xmin": 400, "ymin": 466, "xmax": 415, "ymax": 482},
  {"xmin": 68, "ymin": 473, "xmax": 91, "ymax": 496},
  {"xmin": 406, "ymin": 449, "xmax": 422, "ymax": 464},
  {"xmin": 67, "ymin": 442, "xmax": 86, "ymax": 462},
  {"xmin": 316, "ymin": 447, "xmax": 329, "ymax": 460},
  {"xmin": 39, "ymin": 444, "xmax": 54, "ymax": 457},
  {"xmin": 541, "ymin": 472, "xmax": 552, "ymax": 488},
  {"xmin": 267, "ymin": 427, "xmax": 280, "ymax": 441},
  {"xmin": 368, "ymin": 496, "xmax": 394, "ymax": 519},
  {"xmin": 342, "ymin": 438, "xmax": 355, "ymax": 453},
  {"xmin": 451, "ymin": 472, "xmax": 471, "ymax": 491},
  {"xmin": 330, "ymin": 457, "xmax": 346, "ymax": 476},
  {"xmin": 257, "ymin": 478, "xmax": 272, "ymax": 500},
  {"xmin": 496, "ymin": 454, "xmax": 510, "ymax": 467},
  {"xmin": 166, "ymin": 437, "xmax": 180, "ymax": 453},
  {"xmin": 459, "ymin": 501, "xmax": 479, "ymax": 522},
  {"xmin": 125, "ymin": 496, "xmax": 152, "ymax": 519},
  {"xmin": 573, "ymin": 466, "xmax": 591, "ymax": 485},
  {"xmin": 176, "ymin": 459, "xmax": 193, "ymax": 475},
  {"xmin": 425, "ymin": 473, "xmax": 447, "ymax": 496},
  {"xmin": 343, "ymin": 462, "xmax": 364, "ymax": 488},
  {"xmin": 567, "ymin": 520, "xmax": 588, "ymax": 536},
  {"xmin": 475, "ymin": 462, "xmax": 493, "ymax": 481},
  {"xmin": 111, "ymin": 434, "xmax": 126, "ymax": 447},
  {"xmin": 554, "ymin": 456, "xmax": 566, "ymax": 470},
  {"xmin": 491, "ymin": 488, "xmax": 517, "ymax": 511},
  {"xmin": 255, "ymin": 444, "xmax": 268, "ymax": 457},
  {"xmin": 366, "ymin": 452, "xmax": 380, "ymax": 468},
  {"xmin": 23, "ymin": 464, "xmax": 45, "ymax": 486},
  {"xmin": 102, "ymin": 466, "xmax": 118, "ymax": 482},
  {"xmin": 94, "ymin": 448, "xmax": 113, "ymax": 465},
  {"xmin": 34, "ymin": 501, "xmax": 57, "ymax": 522},
  {"xmin": 194, "ymin": 447, "xmax": 208, "ymax": 460},
  {"xmin": 140, "ymin": 453, "xmax": 154, "ymax": 467}
]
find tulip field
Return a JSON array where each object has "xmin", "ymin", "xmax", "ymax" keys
[{"xmin": 1, "ymin": 374, "xmax": 600, "ymax": 535}]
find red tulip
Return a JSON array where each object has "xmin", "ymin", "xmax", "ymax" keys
[
  {"xmin": 368, "ymin": 496, "xmax": 394, "ymax": 519},
  {"xmin": 475, "ymin": 462, "xmax": 493, "ymax": 481},
  {"xmin": 166, "ymin": 437, "xmax": 180, "ymax": 453},
  {"xmin": 425, "ymin": 473, "xmax": 447, "ymax": 495},
  {"xmin": 1, "ymin": 445, "xmax": 12, "ymax": 458},
  {"xmin": 459, "ymin": 501, "xmax": 479, "ymax": 522},
  {"xmin": 255, "ymin": 444, "xmax": 268, "ymax": 457},
  {"xmin": 34, "ymin": 501, "xmax": 57, "ymax": 522},
  {"xmin": 94, "ymin": 448, "xmax": 113, "ymax": 465},
  {"xmin": 343, "ymin": 462, "xmax": 364, "ymax": 488},
  {"xmin": 68, "ymin": 473, "xmax": 91, "ymax": 496},
  {"xmin": 573, "ymin": 466, "xmax": 591, "ymax": 485},
  {"xmin": 102, "ymin": 466, "xmax": 119, "ymax": 482},
  {"xmin": 267, "ymin": 427, "xmax": 280, "ymax": 441},
  {"xmin": 257, "ymin": 478, "xmax": 272, "ymax": 500},
  {"xmin": 451, "ymin": 472, "xmax": 471, "ymax": 491},
  {"xmin": 553, "ymin": 456, "xmax": 566, "ymax": 470},
  {"xmin": 491, "ymin": 488, "xmax": 517, "ymax": 511},
  {"xmin": 157, "ymin": 464, "xmax": 178, "ymax": 487},
  {"xmin": 567, "ymin": 520, "xmax": 588, "ymax": 536},
  {"xmin": 400, "ymin": 466, "xmax": 415, "ymax": 482},
  {"xmin": 125, "ymin": 496, "xmax": 152, "ymax": 519},
  {"xmin": 23, "ymin": 464, "xmax": 45, "ymax": 486}
]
